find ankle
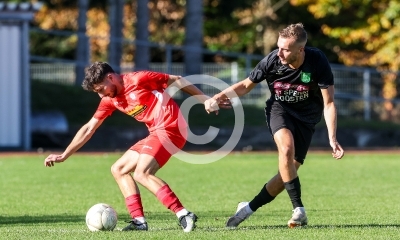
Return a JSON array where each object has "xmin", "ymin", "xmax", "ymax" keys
[
  {"xmin": 245, "ymin": 204, "xmax": 254, "ymax": 214},
  {"xmin": 134, "ymin": 217, "xmax": 146, "ymax": 224},
  {"xmin": 176, "ymin": 208, "xmax": 189, "ymax": 218}
]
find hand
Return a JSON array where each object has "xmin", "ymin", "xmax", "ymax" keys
[
  {"xmin": 217, "ymin": 98, "xmax": 232, "ymax": 109},
  {"xmin": 204, "ymin": 98, "xmax": 220, "ymax": 115},
  {"xmin": 204, "ymin": 97, "xmax": 232, "ymax": 115},
  {"xmin": 330, "ymin": 140, "xmax": 344, "ymax": 160},
  {"xmin": 44, "ymin": 154, "xmax": 66, "ymax": 167}
]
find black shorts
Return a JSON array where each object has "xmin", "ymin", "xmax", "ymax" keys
[{"xmin": 266, "ymin": 111, "xmax": 315, "ymax": 164}]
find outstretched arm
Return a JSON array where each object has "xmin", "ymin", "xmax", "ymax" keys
[
  {"xmin": 204, "ymin": 78, "xmax": 257, "ymax": 114},
  {"xmin": 44, "ymin": 117, "xmax": 104, "ymax": 167},
  {"xmin": 167, "ymin": 75, "xmax": 231, "ymax": 114},
  {"xmin": 214, "ymin": 77, "xmax": 257, "ymax": 99},
  {"xmin": 321, "ymin": 85, "xmax": 344, "ymax": 159}
]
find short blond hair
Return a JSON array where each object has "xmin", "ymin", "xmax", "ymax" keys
[{"xmin": 279, "ymin": 23, "xmax": 307, "ymax": 44}]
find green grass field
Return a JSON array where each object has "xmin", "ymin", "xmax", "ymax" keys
[{"xmin": 0, "ymin": 152, "xmax": 399, "ymax": 239}]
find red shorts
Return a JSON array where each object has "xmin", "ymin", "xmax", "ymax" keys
[{"xmin": 130, "ymin": 128, "xmax": 187, "ymax": 168}]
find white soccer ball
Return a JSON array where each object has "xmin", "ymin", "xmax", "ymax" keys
[{"xmin": 85, "ymin": 203, "xmax": 118, "ymax": 231}]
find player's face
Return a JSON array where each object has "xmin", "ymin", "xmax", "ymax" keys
[
  {"xmin": 276, "ymin": 37, "xmax": 304, "ymax": 67},
  {"xmin": 93, "ymin": 74, "xmax": 118, "ymax": 98}
]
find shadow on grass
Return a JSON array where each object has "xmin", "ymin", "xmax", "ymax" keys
[
  {"xmin": 0, "ymin": 215, "xmax": 84, "ymax": 225},
  {"xmin": 3, "ymin": 212, "xmax": 397, "ymax": 231},
  {"xmin": 128, "ymin": 224, "xmax": 400, "ymax": 232},
  {"xmin": 0, "ymin": 212, "xmax": 176, "ymax": 225}
]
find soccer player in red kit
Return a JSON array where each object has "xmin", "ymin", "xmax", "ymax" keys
[{"xmin": 44, "ymin": 62, "xmax": 227, "ymax": 232}]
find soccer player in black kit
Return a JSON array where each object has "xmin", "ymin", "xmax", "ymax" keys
[{"xmin": 204, "ymin": 23, "xmax": 344, "ymax": 228}]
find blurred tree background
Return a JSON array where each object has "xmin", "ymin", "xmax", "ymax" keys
[
  {"xmin": 291, "ymin": 0, "xmax": 400, "ymax": 120},
  {"xmin": 30, "ymin": 0, "xmax": 400, "ymax": 69},
  {"xmin": 31, "ymin": 0, "xmax": 345, "ymax": 63},
  {"xmin": 29, "ymin": 0, "xmax": 400, "ymax": 122}
]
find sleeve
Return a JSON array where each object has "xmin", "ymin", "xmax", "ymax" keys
[
  {"xmin": 93, "ymin": 98, "xmax": 116, "ymax": 120},
  {"xmin": 136, "ymin": 71, "xmax": 169, "ymax": 90},
  {"xmin": 248, "ymin": 50, "xmax": 277, "ymax": 83},
  {"xmin": 315, "ymin": 50, "xmax": 334, "ymax": 89}
]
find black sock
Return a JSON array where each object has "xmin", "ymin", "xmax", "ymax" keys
[
  {"xmin": 248, "ymin": 184, "xmax": 276, "ymax": 211},
  {"xmin": 284, "ymin": 176, "xmax": 303, "ymax": 209}
]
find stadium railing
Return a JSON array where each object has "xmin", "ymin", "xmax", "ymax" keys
[{"xmin": 30, "ymin": 62, "xmax": 400, "ymax": 122}]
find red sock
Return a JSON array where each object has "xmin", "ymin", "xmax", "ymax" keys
[
  {"xmin": 125, "ymin": 194, "xmax": 144, "ymax": 218},
  {"xmin": 156, "ymin": 185, "xmax": 184, "ymax": 213}
]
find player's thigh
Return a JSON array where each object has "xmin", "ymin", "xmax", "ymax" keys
[
  {"xmin": 269, "ymin": 113, "xmax": 295, "ymax": 150},
  {"xmin": 135, "ymin": 153, "xmax": 160, "ymax": 175},
  {"xmin": 273, "ymin": 128, "xmax": 295, "ymax": 150},
  {"xmin": 111, "ymin": 149, "xmax": 140, "ymax": 175},
  {"xmin": 132, "ymin": 130, "xmax": 186, "ymax": 169},
  {"xmin": 292, "ymin": 120, "xmax": 315, "ymax": 164}
]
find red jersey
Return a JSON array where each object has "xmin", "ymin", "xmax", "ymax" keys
[{"xmin": 93, "ymin": 71, "xmax": 188, "ymax": 132}]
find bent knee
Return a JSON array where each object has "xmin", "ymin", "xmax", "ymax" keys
[
  {"xmin": 278, "ymin": 145, "xmax": 294, "ymax": 157},
  {"xmin": 111, "ymin": 162, "xmax": 132, "ymax": 177},
  {"xmin": 133, "ymin": 171, "xmax": 150, "ymax": 184},
  {"xmin": 110, "ymin": 163, "xmax": 120, "ymax": 176}
]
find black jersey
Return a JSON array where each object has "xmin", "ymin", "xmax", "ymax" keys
[{"xmin": 249, "ymin": 47, "xmax": 334, "ymax": 124}]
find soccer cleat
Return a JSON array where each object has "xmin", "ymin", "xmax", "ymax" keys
[
  {"xmin": 178, "ymin": 212, "xmax": 198, "ymax": 232},
  {"xmin": 226, "ymin": 202, "xmax": 252, "ymax": 228},
  {"xmin": 287, "ymin": 207, "xmax": 308, "ymax": 228},
  {"xmin": 121, "ymin": 219, "xmax": 148, "ymax": 231}
]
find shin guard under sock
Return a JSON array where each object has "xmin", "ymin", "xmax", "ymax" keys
[
  {"xmin": 249, "ymin": 183, "xmax": 276, "ymax": 211},
  {"xmin": 156, "ymin": 184, "xmax": 184, "ymax": 213},
  {"xmin": 284, "ymin": 176, "xmax": 303, "ymax": 208}
]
